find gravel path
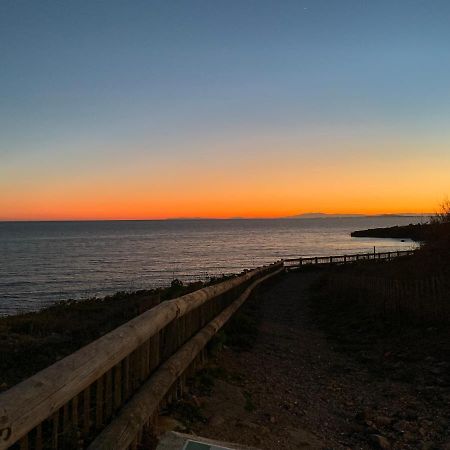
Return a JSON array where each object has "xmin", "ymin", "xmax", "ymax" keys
[{"xmin": 171, "ymin": 272, "xmax": 449, "ymax": 450}]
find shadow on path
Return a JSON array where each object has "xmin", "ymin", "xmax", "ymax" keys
[{"xmin": 166, "ymin": 272, "xmax": 448, "ymax": 450}]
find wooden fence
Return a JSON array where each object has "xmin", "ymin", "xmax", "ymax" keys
[
  {"xmin": 327, "ymin": 271, "xmax": 449, "ymax": 322},
  {"xmin": 283, "ymin": 249, "xmax": 415, "ymax": 269},
  {"xmin": 0, "ymin": 262, "xmax": 283, "ymax": 450}
]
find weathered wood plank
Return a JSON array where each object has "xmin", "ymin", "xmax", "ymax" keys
[
  {"xmin": 113, "ymin": 365, "xmax": 122, "ymax": 412},
  {"xmin": 83, "ymin": 386, "xmax": 91, "ymax": 436}
]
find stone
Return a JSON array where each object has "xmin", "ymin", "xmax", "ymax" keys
[
  {"xmin": 208, "ymin": 414, "xmax": 225, "ymax": 427},
  {"xmin": 155, "ymin": 416, "xmax": 187, "ymax": 435},
  {"xmin": 373, "ymin": 416, "xmax": 392, "ymax": 428},
  {"xmin": 421, "ymin": 442, "xmax": 437, "ymax": 450},
  {"xmin": 191, "ymin": 395, "xmax": 202, "ymax": 408},
  {"xmin": 355, "ymin": 409, "xmax": 372, "ymax": 423},
  {"xmin": 403, "ymin": 431, "xmax": 416, "ymax": 442},
  {"xmin": 370, "ymin": 434, "xmax": 391, "ymax": 450},
  {"xmin": 393, "ymin": 420, "xmax": 412, "ymax": 433},
  {"xmin": 402, "ymin": 408, "xmax": 418, "ymax": 420}
]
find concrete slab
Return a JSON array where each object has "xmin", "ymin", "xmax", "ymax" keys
[{"xmin": 156, "ymin": 431, "xmax": 260, "ymax": 450}]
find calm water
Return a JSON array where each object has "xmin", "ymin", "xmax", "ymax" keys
[{"xmin": 0, "ymin": 218, "xmax": 420, "ymax": 315}]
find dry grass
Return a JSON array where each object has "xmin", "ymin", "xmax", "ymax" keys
[{"xmin": 0, "ymin": 279, "xmax": 207, "ymax": 389}]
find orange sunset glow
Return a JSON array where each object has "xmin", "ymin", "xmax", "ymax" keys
[{"xmin": 2, "ymin": 134, "xmax": 448, "ymax": 220}]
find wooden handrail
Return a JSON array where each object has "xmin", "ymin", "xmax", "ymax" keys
[
  {"xmin": 0, "ymin": 262, "xmax": 282, "ymax": 449},
  {"xmin": 88, "ymin": 266, "xmax": 284, "ymax": 450},
  {"xmin": 283, "ymin": 250, "xmax": 415, "ymax": 266}
]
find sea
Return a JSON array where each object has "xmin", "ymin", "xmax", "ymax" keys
[{"xmin": 0, "ymin": 217, "xmax": 422, "ymax": 316}]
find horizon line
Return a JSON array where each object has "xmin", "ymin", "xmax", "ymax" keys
[{"xmin": 0, "ymin": 212, "xmax": 434, "ymax": 223}]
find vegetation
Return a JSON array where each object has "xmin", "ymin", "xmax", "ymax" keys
[
  {"xmin": 0, "ymin": 277, "xmax": 228, "ymax": 389},
  {"xmin": 425, "ymin": 198, "xmax": 450, "ymax": 253},
  {"xmin": 431, "ymin": 197, "xmax": 450, "ymax": 225},
  {"xmin": 351, "ymin": 200, "xmax": 450, "ymax": 275},
  {"xmin": 352, "ymin": 199, "xmax": 450, "ymax": 247}
]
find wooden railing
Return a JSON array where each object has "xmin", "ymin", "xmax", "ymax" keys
[
  {"xmin": 283, "ymin": 249, "xmax": 415, "ymax": 269},
  {"xmin": 0, "ymin": 262, "xmax": 283, "ymax": 450}
]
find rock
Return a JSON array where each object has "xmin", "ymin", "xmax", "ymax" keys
[
  {"xmin": 364, "ymin": 421, "xmax": 378, "ymax": 434},
  {"xmin": 421, "ymin": 442, "xmax": 438, "ymax": 450},
  {"xmin": 393, "ymin": 420, "xmax": 412, "ymax": 433},
  {"xmin": 373, "ymin": 416, "xmax": 392, "ymax": 428},
  {"xmin": 235, "ymin": 420, "xmax": 260, "ymax": 431},
  {"xmin": 191, "ymin": 395, "xmax": 202, "ymax": 407},
  {"xmin": 402, "ymin": 409, "xmax": 418, "ymax": 420},
  {"xmin": 421, "ymin": 442, "xmax": 437, "ymax": 450},
  {"xmin": 430, "ymin": 367, "xmax": 442, "ymax": 375},
  {"xmin": 154, "ymin": 416, "xmax": 186, "ymax": 435},
  {"xmin": 435, "ymin": 417, "xmax": 448, "ymax": 430},
  {"xmin": 208, "ymin": 414, "xmax": 225, "ymax": 426},
  {"xmin": 355, "ymin": 409, "xmax": 372, "ymax": 423},
  {"xmin": 370, "ymin": 434, "xmax": 391, "ymax": 449},
  {"xmin": 285, "ymin": 427, "xmax": 325, "ymax": 448},
  {"xmin": 403, "ymin": 431, "xmax": 416, "ymax": 442},
  {"xmin": 345, "ymin": 422, "xmax": 366, "ymax": 436}
]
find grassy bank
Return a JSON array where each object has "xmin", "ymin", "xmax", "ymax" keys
[{"xmin": 0, "ymin": 276, "xmax": 235, "ymax": 390}]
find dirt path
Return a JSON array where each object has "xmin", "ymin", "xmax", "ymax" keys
[{"xmin": 166, "ymin": 272, "xmax": 449, "ymax": 450}]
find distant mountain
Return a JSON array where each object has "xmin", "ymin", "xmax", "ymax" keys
[
  {"xmin": 286, "ymin": 213, "xmax": 365, "ymax": 219},
  {"xmin": 286, "ymin": 212, "xmax": 432, "ymax": 219}
]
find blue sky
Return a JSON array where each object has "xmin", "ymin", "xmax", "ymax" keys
[{"xmin": 1, "ymin": 1, "xmax": 450, "ymax": 219}]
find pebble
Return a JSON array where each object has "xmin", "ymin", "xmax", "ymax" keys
[
  {"xmin": 373, "ymin": 416, "xmax": 392, "ymax": 428},
  {"xmin": 370, "ymin": 434, "xmax": 391, "ymax": 449}
]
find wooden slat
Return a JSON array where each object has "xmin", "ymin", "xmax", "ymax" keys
[
  {"xmin": 105, "ymin": 370, "xmax": 113, "ymax": 420},
  {"xmin": 95, "ymin": 378, "xmax": 104, "ymax": 430},
  {"xmin": 19, "ymin": 435, "xmax": 29, "ymax": 450},
  {"xmin": 149, "ymin": 334, "xmax": 160, "ymax": 373},
  {"xmin": 72, "ymin": 395, "xmax": 79, "ymax": 428},
  {"xmin": 123, "ymin": 356, "xmax": 130, "ymax": 401},
  {"xmin": 51, "ymin": 412, "xmax": 59, "ymax": 450},
  {"xmin": 35, "ymin": 424, "xmax": 43, "ymax": 450},
  {"xmin": 113, "ymin": 365, "xmax": 122, "ymax": 412},
  {"xmin": 83, "ymin": 386, "xmax": 91, "ymax": 436},
  {"xmin": 62, "ymin": 403, "xmax": 69, "ymax": 433}
]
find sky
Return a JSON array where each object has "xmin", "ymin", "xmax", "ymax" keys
[{"xmin": 1, "ymin": 0, "xmax": 449, "ymax": 220}]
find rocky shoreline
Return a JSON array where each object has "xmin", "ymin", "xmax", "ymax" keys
[{"xmin": 351, "ymin": 223, "xmax": 428, "ymax": 241}]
